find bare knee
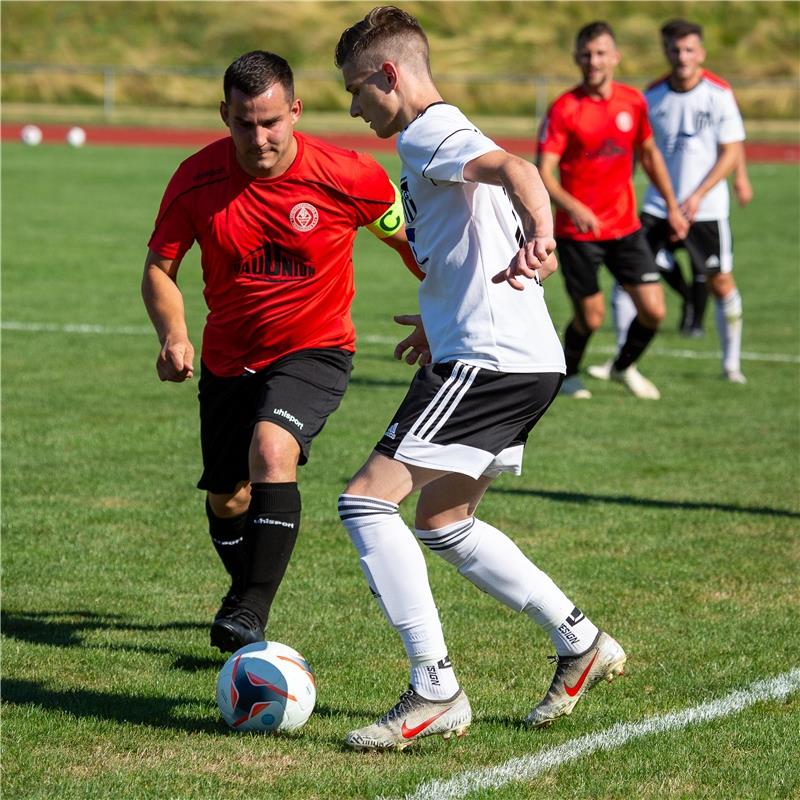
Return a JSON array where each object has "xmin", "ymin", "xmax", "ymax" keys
[
  {"xmin": 574, "ymin": 294, "xmax": 605, "ymax": 333},
  {"xmin": 249, "ymin": 422, "xmax": 300, "ymax": 483},
  {"xmin": 207, "ymin": 483, "xmax": 250, "ymax": 518},
  {"xmin": 628, "ymin": 284, "xmax": 665, "ymax": 328},
  {"xmin": 709, "ymin": 272, "xmax": 735, "ymax": 298}
]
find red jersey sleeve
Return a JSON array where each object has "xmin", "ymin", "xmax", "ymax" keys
[
  {"xmin": 148, "ymin": 165, "xmax": 200, "ymax": 261},
  {"xmin": 632, "ymin": 90, "xmax": 653, "ymax": 147},
  {"xmin": 538, "ymin": 96, "xmax": 571, "ymax": 156},
  {"xmin": 347, "ymin": 152, "xmax": 396, "ymax": 228}
]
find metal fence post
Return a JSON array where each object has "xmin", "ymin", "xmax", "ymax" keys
[{"xmin": 103, "ymin": 67, "xmax": 115, "ymax": 120}]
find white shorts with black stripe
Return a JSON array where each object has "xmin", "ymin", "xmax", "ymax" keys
[{"xmin": 374, "ymin": 362, "xmax": 563, "ymax": 480}]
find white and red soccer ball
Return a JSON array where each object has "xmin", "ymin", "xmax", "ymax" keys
[{"xmin": 216, "ymin": 641, "xmax": 316, "ymax": 732}]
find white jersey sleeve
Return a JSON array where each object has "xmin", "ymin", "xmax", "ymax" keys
[{"xmin": 396, "ymin": 104, "xmax": 565, "ymax": 375}]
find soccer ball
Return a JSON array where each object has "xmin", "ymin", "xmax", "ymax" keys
[
  {"xmin": 66, "ymin": 126, "xmax": 86, "ymax": 147},
  {"xmin": 216, "ymin": 641, "xmax": 316, "ymax": 732},
  {"xmin": 20, "ymin": 125, "xmax": 43, "ymax": 146}
]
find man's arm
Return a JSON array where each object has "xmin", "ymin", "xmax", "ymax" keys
[
  {"xmin": 733, "ymin": 150, "xmax": 753, "ymax": 207},
  {"xmin": 141, "ymin": 248, "xmax": 195, "ymax": 382},
  {"xmin": 637, "ymin": 136, "xmax": 689, "ymax": 240},
  {"xmin": 378, "ymin": 228, "xmax": 425, "ymax": 281},
  {"xmin": 463, "ymin": 149, "xmax": 558, "ymax": 289},
  {"xmin": 681, "ymin": 140, "xmax": 744, "ymax": 221},
  {"xmin": 537, "ymin": 150, "xmax": 601, "ymax": 237}
]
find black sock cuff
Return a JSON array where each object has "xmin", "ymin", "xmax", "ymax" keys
[
  {"xmin": 249, "ymin": 482, "xmax": 301, "ymax": 514},
  {"xmin": 205, "ymin": 498, "xmax": 246, "ymax": 532}
]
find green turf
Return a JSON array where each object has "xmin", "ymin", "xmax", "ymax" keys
[{"xmin": 2, "ymin": 142, "xmax": 799, "ymax": 799}]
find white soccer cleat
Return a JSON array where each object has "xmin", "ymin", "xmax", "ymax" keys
[
  {"xmin": 610, "ymin": 364, "xmax": 661, "ymax": 400},
  {"xmin": 525, "ymin": 631, "xmax": 626, "ymax": 728},
  {"xmin": 560, "ymin": 374, "xmax": 592, "ymax": 399},
  {"xmin": 587, "ymin": 359, "xmax": 613, "ymax": 381},
  {"xmin": 345, "ymin": 686, "xmax": 472, "ymax": 751},
  {"xmin": 723, "ymin": 369, "xmax": 747, "ymax": 384}
]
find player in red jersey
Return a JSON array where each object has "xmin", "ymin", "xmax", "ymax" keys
[
  {"xmin": 142, "ymin": 51, "xmax": 423, "ymax": 653},
  {"xmin": 538, "ymin": 21, "xmax": 688, "ymax": 400}
]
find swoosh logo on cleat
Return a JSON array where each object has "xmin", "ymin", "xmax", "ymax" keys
[
  {"xmin": 564, "ymin": 652, "xmax": 598, "ymax": 697},
  {"xmin": 400, "ymin": 707, "xmax": 451, "ymax": 739}
]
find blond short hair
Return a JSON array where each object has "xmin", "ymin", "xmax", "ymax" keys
[{"xmin": 334, "ymin": 5, "xmax": 431, "ymax": 77}]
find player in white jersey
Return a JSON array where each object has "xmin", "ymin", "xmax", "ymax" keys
[
  {"xmin": 333, "ymin": 6, "xmax": 626, "ymax": 751},
  {"xmin": 607, "ymin": 19, "xmax": 747, "ymax": 383}
]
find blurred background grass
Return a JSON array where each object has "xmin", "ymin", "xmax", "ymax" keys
[{"xmin": 3, "ymin": 0, "xmax": 799, "ymax": 131}]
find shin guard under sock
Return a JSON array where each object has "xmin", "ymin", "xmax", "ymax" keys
[{"xmin": 241, "ymin": 482, "xmax": 301, "ymax": 627}]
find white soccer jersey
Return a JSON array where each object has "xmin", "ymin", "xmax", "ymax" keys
[
  {"xmin": 397, "ymin": 103, "xmax": 565, "ymax": 374},
  {"xmin": 643, "ymin": 71, "xmax": 745, "ymax": 221}
]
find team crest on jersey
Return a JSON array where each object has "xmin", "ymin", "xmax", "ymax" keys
[
  {"xmin": 289, "ymin": 202, "xmax": 319, "ymax": 232},
  {"xmin": 615, "ymin": 111, "xmax": 634, "ymax": 132}
]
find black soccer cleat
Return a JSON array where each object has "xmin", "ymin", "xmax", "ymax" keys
[
  {"xmin": 214, "ymin": 588, "xmax": 243, "ymax": 622},
  {"xmin": 210, "ymin": 606, "xmax": 265, "ymax": 653}
]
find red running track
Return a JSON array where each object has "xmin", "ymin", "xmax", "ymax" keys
[{"xmin": 3, "ymin": 122, "xmax": 798, "ymax": 162}]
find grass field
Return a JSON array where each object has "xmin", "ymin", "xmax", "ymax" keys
[{"xmin": 2, "ymin": 141, "xmax": 799, "ymax": 799}]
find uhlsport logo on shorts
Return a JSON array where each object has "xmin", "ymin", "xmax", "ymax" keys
[
  {"xmin": 274, "ymin": 408, "xmax": 304, "ymax": 429},
  {"xmin": 289, "ymin": 202, "xmax": 319, "ymax": 232}
]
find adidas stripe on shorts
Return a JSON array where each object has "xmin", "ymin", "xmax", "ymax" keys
[{"xmin": 374, "ymin": 361, "xmax": 563, "ymax": 480}]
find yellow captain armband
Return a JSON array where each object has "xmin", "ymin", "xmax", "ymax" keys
[{"xmin": 366, "ymin": 181, "xmax": 404, "ymax": 239}]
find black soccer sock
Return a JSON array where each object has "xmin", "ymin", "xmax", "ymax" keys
[
  {"xmin": 563, "ymin": 320, "xmax": 591, "ymax": 376},
  {"xmin": 659, "ymin": 260, "xmax": 690, "ymax": 301},
  {"xmin": 206, "ymin": 499, "xmax": 248, "ymax": 593},
  {"xmin": 613, "ymin": 317, "xmax": 657, "ymax": 371},
  {"xmin": 241, "ymin": 482, "xmax": 302, "ymax": 627},
  {"xmin": 691, "ymin": 279, "xmax": 708, "ymax": 330}
]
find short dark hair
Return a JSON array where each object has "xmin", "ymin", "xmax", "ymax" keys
[
  {"xmin": 661, "ymin": 19, "xmax": 704, "ymax": 44},
  {"xmin": 223, "ymin": 50, "xmax": 294, "ymax": 103},
  {"xmin": 575, "ymin": 21, "xmax": 616, "ymax": 50},
  {"xmin": 334, "ymin": 5, "xmax": 430, "ymax": 73}
]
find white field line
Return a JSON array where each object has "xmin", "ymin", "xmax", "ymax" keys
[
  {"xmin": 384, "ymin": 668, "xmax": 800, "ymax": 800},
  {"xmin": 2, "ymin": 321, "xmax": 799, "ymax": 365}
]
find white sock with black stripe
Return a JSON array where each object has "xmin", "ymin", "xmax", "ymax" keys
[
  {"xmin": 716, "ymin": 288, "xmax": 743, "ymax": 374},
  {"xmin": 338, "ymin": 494, "xmax": 459, "ymax": 699},
  {"xmin": 416, "ymin": 517, "xmax": 599, "ymax": 656}
]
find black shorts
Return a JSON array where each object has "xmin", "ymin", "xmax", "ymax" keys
[
  {"xmin": 375, "ymin": 361, "xmax": 562, "ymax": 480},
  {"xmin": 197, "ymin": 348, "xmax": 353, "ymax": 493},
  {"xmin": 557, "ymin": 229, "xmax": 661, "ymax": 300},
  {"xmin": 641, "ymin": 212, "xmax": 733, "ymax": 276}
]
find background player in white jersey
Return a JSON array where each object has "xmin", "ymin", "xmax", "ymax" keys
[
  {"xmin": 334, "ymin": 6, "xmax": 626, "ymax": 751},
  {"xmin": 611, "ymin": 19, "xmax": 747, "ymax": 383}
]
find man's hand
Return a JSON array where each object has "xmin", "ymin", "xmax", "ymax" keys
[
  {"xmin": 667, "ymin": 205, "xmax": 690, "ymax": 241},
  {"xmin": 568, "ymin": 202, "xmax": 601, "ymax": 236},
  {"xmin": 734, "ymin": 175, "xmax": 753, "ymax": 207},
  {"xmin": 157, "ymin": 334, "xmax": 195, "ymax": 382},
  {"xmin": 491, "ymin": 238, "xmax": 557, "ymax": 291},
  {"xmin": 393, "ymin": 314, "xmax": 431, "ymax": 366},
  {"xmin": 680, "ymin": 192, "xmax": 703, "ymax": 223}
]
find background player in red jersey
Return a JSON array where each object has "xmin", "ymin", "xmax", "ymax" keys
[
  {"xmin": 142, "ymin": 50, "xmax": 422, "ymax": 653},
  {"xmin": 538, "ymin": 21, "xmax": 688, "ymax": 400}
]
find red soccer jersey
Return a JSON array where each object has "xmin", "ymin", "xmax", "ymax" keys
[
  {"xmin": 538, "ymin": 82, "xmax": 652, "ymax": 241},
  {"xmin": 148, "ymin": 133, "xmax": 396, "ymax": 377}
]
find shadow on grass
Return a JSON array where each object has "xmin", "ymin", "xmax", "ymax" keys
[
  {"xmin": 491, "ymin": 486, "xmax": 800, "ymax": 519},
  {"xmin": 2, "ymin": 679, "xmax": 377, "ymax": 738},
  {"xmin": 0, "ymin": 609, "xmax": 222, "ymax": 671},
  {"xmin": 2, "ymin": 678, "xmax": 224, "ymax": 734}
]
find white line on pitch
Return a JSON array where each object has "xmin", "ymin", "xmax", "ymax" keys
[
  {"xmin": 2, "ymin": 322, "xmax": 799, "ymax": 365},
  {"xmin": 381, "ymin": 668, "xmax": 800, "ymax": 800},
  {"xmin": 362, "ymin": 335, "xmax": 800, "ymax": 365}
]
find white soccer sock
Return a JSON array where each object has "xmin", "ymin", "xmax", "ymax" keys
[
  {"xmin": 612, "ymin": 283, "xmax": 638, "ymax": 352},
  {"xmin": 715, "ymin": 289, "xmax": 743, "ymax": 373},
  {"xmin": 338, "ymin": 494, "xmax": 459, "ymax": 700},
  {"xmin": 415, "ymin": 517, "xmax": 598, "ymax": 655}
]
